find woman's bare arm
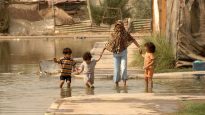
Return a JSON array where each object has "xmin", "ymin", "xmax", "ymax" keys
[{"xmin": 133, "ymin": 39, "xmax": 140, "ymax": 48}]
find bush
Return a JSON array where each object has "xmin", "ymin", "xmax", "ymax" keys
[
  {"xmin": 131, "ymin": 35, "xmax": 175, "ymax": 72},
  {"xmin": 90, "ymin": 5, "xmax": 104, "ymax": 25},
  {"xmin": 90, "ymin": 0, "xmax": 130, "ymax": 25},
  {"xmin": 130, "ymin": 0, "xmax": 152, "ymax": 19}
]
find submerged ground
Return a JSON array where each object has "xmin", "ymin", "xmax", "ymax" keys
[
  {"xmin": 1, "ymin": 38, "xmax": 205, "ymax": 115},
  {"xmin": 1, "ymin": 64, "xmax": 205, "ymax": 115}
]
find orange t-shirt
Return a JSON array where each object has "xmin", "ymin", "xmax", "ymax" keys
[{"xmin": 144, "ymin": 52, "xmax": 155, "ymax": 69}]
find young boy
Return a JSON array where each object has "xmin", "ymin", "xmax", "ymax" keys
[
  {"xmin": 77, "ymin": 52, "xmax": 101, "ymax": 88},
  {"xmin": 54, "ymin": 48, "xmax": 76, "ymax": 88},
  {"xmin": 140, "ymin": 42, "xmax": 156, "ymax": 91}
]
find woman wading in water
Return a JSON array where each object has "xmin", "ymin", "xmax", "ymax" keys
[{"xmin": 100, "ymin": 20, "xmax": 141, "ymax": 87}]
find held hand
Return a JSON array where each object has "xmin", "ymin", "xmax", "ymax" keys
[
  {"xmin": 76, "ymin": 72, "xmax": 80, "ymax": 75},
  {"xmin": 139, "ymin": 48, "xmax": 142, "ymax": 54},
  {"xmin": 74, "ymin": 68, "xmax": 80, "ymax": 75},
  {"xmin": 53, "ymin": 58, "xmax": 58, "ymax": 63}
]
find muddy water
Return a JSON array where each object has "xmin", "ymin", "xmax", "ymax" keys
[
  {"xmin": 1, "ymin": 65, "xmax": 205, "ymax": 115},
  {"xmin": 1, "ymin": 39, "xmax": 205, "ymax": 115},
  {"xmin": 0, "ymin": 38, "xmax": 104, "ymax": 73}
]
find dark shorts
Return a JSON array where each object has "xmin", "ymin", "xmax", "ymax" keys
[{"xmin": 60, "ymin": 75, "xmax": 71, "ymax": 83}]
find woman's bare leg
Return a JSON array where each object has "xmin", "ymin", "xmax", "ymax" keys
[{"xmin": 123, "ymin": 80, "xmax": 127, "ymax": 87}]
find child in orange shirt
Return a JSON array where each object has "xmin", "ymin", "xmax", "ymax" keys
[{"xmin": 140, "ymin": 42, "xmax": 156, "ymax": 91}]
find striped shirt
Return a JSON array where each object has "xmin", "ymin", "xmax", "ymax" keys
[{"xmin": 57, "ymin": 57, "xmax": 76, "ymax": 76}]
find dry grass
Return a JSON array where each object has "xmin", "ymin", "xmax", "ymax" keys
[{"xmin": 131, "ymin": 35, "xmax": 176, "ymax": 73}]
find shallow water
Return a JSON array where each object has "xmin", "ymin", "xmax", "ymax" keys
[
  {"xmin": 0, "ymin": 38, "xmax": 104, "ymax": 73},
  {"xmin": 1, "ymin": 65, "xmax": 205, "ymax": 115},
  {"xmin": 1, "ymin": 39, "xmax": 205, "ymax": 115}
]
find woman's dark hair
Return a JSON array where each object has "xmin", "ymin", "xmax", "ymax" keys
[
  {"xmin": 63, "ymin": 48, "xmax": 72, "ymax": 55},
  {"xmin": 83, "ymin": 52, "xmax": 92, "ymax": 61},
  {"xmin": 114, "ymin": 20, "xmax": 125, "ymax": 32},
  {"xmin": 144, "ymin": 42, "xmax": 156, "ymax": 53}
]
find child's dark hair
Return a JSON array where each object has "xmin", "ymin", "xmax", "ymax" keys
[
  {"xmin": 144, "ymin": 42, "xmax": 156, "ymax": 53},
  {"xmin": 83, "ymin": 52, "xmax": 92, "ymax": 61},
  {"xmin": 63, "ymin": 48, "xmax": 72, "ymax": 55}
]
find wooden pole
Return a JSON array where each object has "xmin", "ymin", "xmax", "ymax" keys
[
  {"xmin": 160, "ymin": 0, "xmax": 166, "ymax": 35},
  {"xmin": 52, "ymin": 0, "xmax": 55, "ymax": 32},
  {"xmin": 151, "ymin": 0, "xmax": 153, "ymax": 33},
  {"xmin": 87, "ymin": 0, "xmax": 93, "ymax": 25}
]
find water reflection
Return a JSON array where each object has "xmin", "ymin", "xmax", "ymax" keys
[
  {"xmin": 115, "ymin": 86, "xmax": 128, "ymax": 93},
  {"xmin": 85, "ymin": 88, "xmax": 95, "ymax": 95},
  {"xmin": 145, "ymin": 85, "xmax": 153, "ymax": 93},
  {"xmin": 1, "ymin": 71, "xmax": 205, "ymax": 115},
  {"xmin": 0, "ymin": 41, "xmax": 11, "ymax": 72},
  {"xmin": 0, "ymin": 38, "xmax": 103, "ymax": 73},
  {"xmin": 60, "ymin": 88, "xmax": 72, "ymax": 98}
]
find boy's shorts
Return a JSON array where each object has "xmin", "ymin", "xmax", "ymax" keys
[{"xmin": 60, "ymin": 75, "xmax": 71, "ymax": 82}]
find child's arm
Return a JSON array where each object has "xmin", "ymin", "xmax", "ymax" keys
[
  {"xmin": 72, "ymin": 60, "xmax": 77, "ymax": 72},
  {"xmin": 76, "ymin": 63, "xmax": 84, "ymax": 74},
  {"xmin": 139, "ymin": 50, "xmax": 145, "ymax": 58},
  {"xmin": 96, "ymin": 48, "xmax": 106, "ymax": 62},
  {"xmin": 53, "ymin": 58, "xmax": 61, "ymax": 64},
  {"xmin": 143, "ymin": 54, "xmax": 155, "ymax": 69},
  {"xmin": 133, "ymin": 39, "xmax": 141, "ymax": 49},
  {"xmin": 143, "ymin": 59, "xmax": 154, "ymax": 69},
  {"xmin": 96, "ymin": 53, "xmax": 103, "ymax": 62},
  {"xmin": 96, "ymin": 56, "xmax": 101, "ymax": 62}
]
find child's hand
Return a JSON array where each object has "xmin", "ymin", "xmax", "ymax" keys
[
  {"xmin": 139, "ymin": 49, "xmax": 142, "ymax": 54},
  {"xmin": 53, "ymin": 58, "xmax": 58, "ymax": 63},
  {"xmin": 143, "ymin": 66, "xmax": 148, "ymax": 70}
]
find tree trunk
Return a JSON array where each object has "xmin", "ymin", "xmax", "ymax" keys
[
  {"xmin": 176, "ymin": 0, "xmax": 205, "ymax": 67},
  {"xmin": 87, "ymin": 0, "xmax": 93, "ymax": 24},
  {"xmin": 166, "ymin": 0, "xmax": 205, "ymax": 67}
]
